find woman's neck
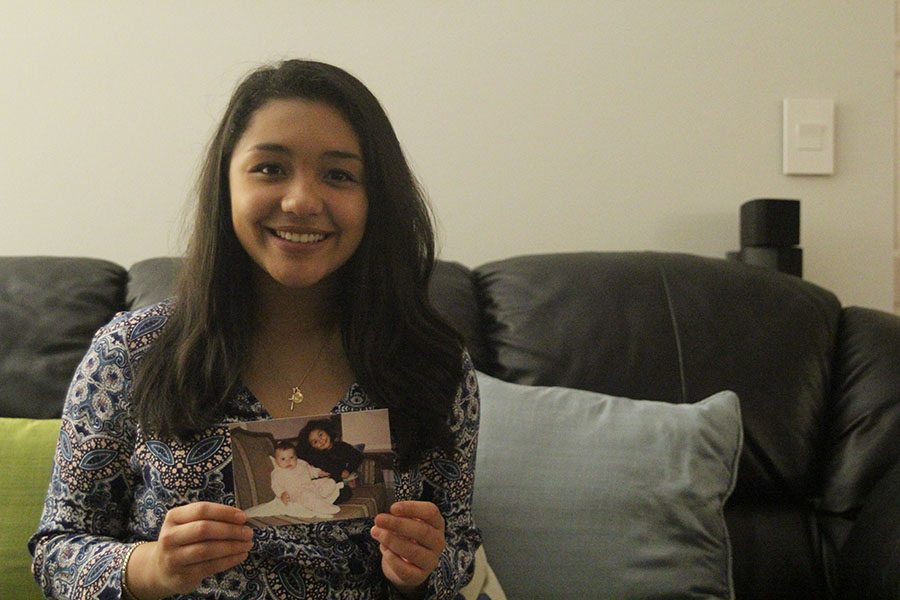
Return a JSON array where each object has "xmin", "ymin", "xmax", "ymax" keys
[
  {"xmin": 250, "ymin": 271, "xmax": 339, "ymax": 344},
  {"xmin": 243, "ymin": 271, "xmax": 354, "ymax": 418}
]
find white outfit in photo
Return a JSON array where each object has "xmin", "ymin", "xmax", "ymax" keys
[{"xmin": 246, "ymin": 457, "xmax": 343, "ymax": 519}]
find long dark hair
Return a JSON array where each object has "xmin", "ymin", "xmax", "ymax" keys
[{"xmin": 132, "ymin": 60, "xmax": 464, "ymax": 469}]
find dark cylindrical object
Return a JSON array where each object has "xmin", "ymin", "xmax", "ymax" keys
[
  {"xmin": 728, "ymin": 198, "xmax": 803, "ymax": 277},
  {"xmin": 740, "ymin": 199, "xmax": 800, "ymax": 247}
]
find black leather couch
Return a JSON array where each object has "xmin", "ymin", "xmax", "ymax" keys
[{"xmin": 2, "ymin": 253, "xmax": 898, "ymax": 599}]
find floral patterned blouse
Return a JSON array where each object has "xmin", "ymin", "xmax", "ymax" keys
[{"xmin": 29, "ymin": 302, "xmax": 482, "ymax": 599}]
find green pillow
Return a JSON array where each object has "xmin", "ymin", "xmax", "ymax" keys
[
  {"xmin": 473, "ymin": 372, "xmax": 743, "ymax": 599},
  {"xmin": 0, "ymin": 418, "xmax": 60, "ymax": 600}
]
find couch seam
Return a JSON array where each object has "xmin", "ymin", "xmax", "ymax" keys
[{"xmin": 658, "ymin": 265, "xmax": 687, "ymax": 404}]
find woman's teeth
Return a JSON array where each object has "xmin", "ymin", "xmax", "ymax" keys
[{"xmin": 275, "ymin": 231, "xmax": 325, "ymax": 243}]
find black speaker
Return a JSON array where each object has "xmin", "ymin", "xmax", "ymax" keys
[
  {"xmin": 728, "ymin": 198, "xmax": 803, "ymax": 277},
  {"xmin": 740, "ymin": 199, "xmax": 800, "ymax": 247}
]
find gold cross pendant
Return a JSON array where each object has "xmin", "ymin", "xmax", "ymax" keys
[{"xmin": 289, "ymin": 387, "xmax": 303, "ymax": 411}]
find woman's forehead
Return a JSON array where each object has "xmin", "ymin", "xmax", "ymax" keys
[{"xmin": 236, "ymin": 98, "xmax": 360, "ymax": 156}]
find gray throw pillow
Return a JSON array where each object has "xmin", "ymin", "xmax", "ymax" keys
[{"xmin": 473, "ymin": 372, "xmax": 742, "ymax": 600}]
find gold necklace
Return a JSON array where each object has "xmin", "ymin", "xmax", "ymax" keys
[{"xmin": 288, "ymin": 331, "xmax": 332, "ymax": 411}]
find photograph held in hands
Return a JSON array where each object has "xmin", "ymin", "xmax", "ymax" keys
[{"xmin": 229, "ymin": 409, "xmax": 396, "ymax": 527}]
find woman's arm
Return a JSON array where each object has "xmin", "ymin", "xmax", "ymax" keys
[
  {"xmin": 28, "ymin": 317, "xmax": 142, "ymax": 599},
  {"xmin": 29, "ymin": 312, "xmax": 254, "ymax": 599},
  {"xmin": 373, "ymin": 353, "xmax": 483, "ymax": 599}
]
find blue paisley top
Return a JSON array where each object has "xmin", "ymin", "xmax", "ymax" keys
[{"xmin": 29, "ymin": 302, "xmax": 482, "ymax": 599}]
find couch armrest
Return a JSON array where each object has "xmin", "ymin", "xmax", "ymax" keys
[
  {"xmin": 821, "ymin": 307, "xmax": 900, "ymax": 515},
  {"xmin": 835, "ymin": 456, "xmax": 900, "ymax": 599}
]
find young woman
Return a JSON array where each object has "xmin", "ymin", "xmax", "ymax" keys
[{"xmin": 29, "ymin": 59, "xmax": 481, "ymax": 599}]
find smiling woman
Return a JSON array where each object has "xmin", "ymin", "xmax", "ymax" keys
[{"xmin": 28, "ymin": 59, "xmax": 482, "ymax": 600}]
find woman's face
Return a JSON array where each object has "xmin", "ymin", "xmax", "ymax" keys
[
  {"xmin": 308, "ymin": 428, "xmax": 333, "ymax": 451},
  {"xmin": 228, "ymin": 98, "xmax": 368, "ymax": 292}
]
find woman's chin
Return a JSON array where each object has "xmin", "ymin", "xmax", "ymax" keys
[{"xmin": 257, "ymin": 267, "xmax": 338, "ymax": 294}]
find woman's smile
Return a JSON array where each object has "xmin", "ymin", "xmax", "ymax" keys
[{"xmin": 272, "ymin": 229, "xmax": 329, "ymax": 244}]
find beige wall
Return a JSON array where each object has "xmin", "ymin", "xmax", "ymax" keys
[
  {"xmin": 1, "ymin": 1, "xmax": 895, "ymax": 311},
  {"xmin": 895, "ymin": 0, "xmax": 900, "ymax": 315}
]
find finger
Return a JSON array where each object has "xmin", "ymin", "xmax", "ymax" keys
[
  {"xmin": 167, "ymin": 539, "xmax": 255, "ymax": 568},
  {"xmin": 194, "ymin": 550, "xmax": 251, "ymax": 575},
  {"xmin": 373, "ymin": 514, "xmax": 443, "ymax": 553},
  {"xmin": 165, "ymin": 502, "xmax": 247, "ymax": 526},
  {"xmin": 166, "ymin": 502, "xmax": 247, "ymax": 526},
  {"xmin": 160, "ymin": 520, "xmax": 253, "ymax": 548},
  {"xmin": 379, "ymin": 545, "xmax": 429, "ymax": 587},
  {"xmin": 388, "ymin": 501, "xmax": 445, "ymax": 532},
  {"xmin": 372, "ymin": 527, "xmax": 439, "ymax": 572}
]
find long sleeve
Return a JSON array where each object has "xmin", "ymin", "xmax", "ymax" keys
[
  {"xmin": 28, "ymin": 315, "xmax": 140, "ymax": 599},
  {"xmin": 405, "ymin": 354, "xmax": 483, "ymax": 600},
  {"xmin": 335, "ymin": 441, "xmax": 364, "ymax": 473}
]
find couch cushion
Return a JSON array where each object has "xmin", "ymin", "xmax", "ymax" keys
[
  {"xmin": 473, "ymin": 372, "xmax": 742, "ymax": 599},
  {"xmin": 0, "ymin": 417, "xmax": 61, "ymax": 600},
  {"xmin": 0, "ymin": 257, "xmax": 126, "ymax": 418},
  {"xmin": 475, "ymin": 252, "xmax": 842, "ymax": 598},
  {"xmin": 474, "ymin": 252, "xmax": 841, "ymax": 501},
  {"xmin": 127, "ymin": 257, "xmax": 181, "ymax": 310}
]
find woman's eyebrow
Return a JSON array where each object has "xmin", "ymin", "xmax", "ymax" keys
[
  {"xmin": 249, "ymin": 142, "xmax": 291, "ymax": 154},
  {"xmin": 247, "ymin": 144, "xmax": 362, "ymax": 162},
  {"xmin": 323, "ymin": 150, "xmax": 363, "ymax": 162}
]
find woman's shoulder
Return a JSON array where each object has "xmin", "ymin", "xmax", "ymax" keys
[
  {"xmin": 93, "ymin": 299, "xmax": 176, "ymax": 357},
  {"xmin": 450, "ymin": 348, "xmax": 480, "ymax": 427}
]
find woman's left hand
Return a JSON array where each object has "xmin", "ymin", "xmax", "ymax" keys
[{"xmin": 371, "ymin": 500, "xmax": 445, "ymax": 597}]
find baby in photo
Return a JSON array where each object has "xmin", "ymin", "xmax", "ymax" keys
[{"xmin": 247, "ymin": 441, "xmax": 343, "ymax": 520}]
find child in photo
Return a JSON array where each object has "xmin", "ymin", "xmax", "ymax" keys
[
  {"xmin": 297, "ymin": 419, "xmax": 364, "ymax": 503},
  {"xmin": 246, "ymin": 441, "xmax": 343, "ymax": 520}
]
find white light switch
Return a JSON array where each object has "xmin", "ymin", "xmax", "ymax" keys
[{"xmin": 783, "ymin": 98, "xmax": 834, "ymax": 175}]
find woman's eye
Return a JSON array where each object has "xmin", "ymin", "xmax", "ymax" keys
[
  {"xmin": 251, "ymin": 163, "xmax": 284, "ymax": 176},
  {"xmin": 325, "ymin": 169, "xmax": 357, "ymax": 184}
]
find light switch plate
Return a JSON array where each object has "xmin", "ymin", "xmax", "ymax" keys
[{"xmin": 783, "ymin": 98, "xmax": 834, "ymax": 175}]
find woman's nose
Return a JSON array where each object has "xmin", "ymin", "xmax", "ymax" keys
[{"xmin": 281, "ymin": 173, "xmax": 323, "ymax": 216}]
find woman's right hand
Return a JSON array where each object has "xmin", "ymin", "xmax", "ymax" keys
[{"xmin": 125, "ymin": 502, "xmax": 254, "ymax": 599}]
